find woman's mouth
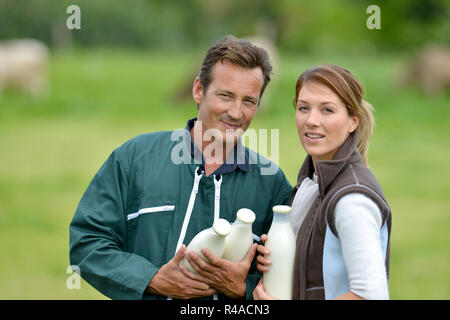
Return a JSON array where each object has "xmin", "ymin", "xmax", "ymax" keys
[{"xmin": 305, "ymin": 133, "xmax": 325, "ymax": 141}]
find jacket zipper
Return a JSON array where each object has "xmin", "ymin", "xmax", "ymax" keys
[{"xmin": 213, "ymin": 174, "xmax": 222, "ymax": 223}]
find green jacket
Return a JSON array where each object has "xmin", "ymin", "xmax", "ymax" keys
[{"xmin": 69, "ymin": 126, "xmax": 292, "ymax": 300}]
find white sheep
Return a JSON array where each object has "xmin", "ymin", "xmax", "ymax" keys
[{"xmin": 0, "ymin": 38, "xmax": 49, "ymax": 97}]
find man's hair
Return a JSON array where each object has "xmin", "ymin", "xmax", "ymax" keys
[{"xmin": 198, "ymin": 35, "xmax": 272, "ymax": 102}]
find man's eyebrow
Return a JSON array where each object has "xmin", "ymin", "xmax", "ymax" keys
[
  {"xmin": 215, "ymin": 89, "xmax": 234, "ymax": 95},
  {"xmin": 215, "ymin": 89, "xmax": 258, "ymax": 103},
  {"xmin": 244, "ymin": 95, "xmax": 258, "ymax": 103}
]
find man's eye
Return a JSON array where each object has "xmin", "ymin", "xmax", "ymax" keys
[{"xmin": 244, "ymin": 99, "xmax": 256, "ymax": 106}]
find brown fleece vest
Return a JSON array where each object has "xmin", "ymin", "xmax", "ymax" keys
[{"xmin": 290, "ymin": 133, "xmax": 392, "ymax": 300}]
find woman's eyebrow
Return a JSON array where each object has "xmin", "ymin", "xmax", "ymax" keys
[
  {"xmin": 321, "ymin": 101, "xmax": 337, "ymax": 106},
  {"xmin": 297, "ymin": 99, "xmax": 337, "ymax": 106}
]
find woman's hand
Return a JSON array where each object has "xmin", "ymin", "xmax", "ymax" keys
[
  {"xmin": 253, "ymin": 278, "xmax": 277, "ymax": 300},
  {"xmin": 256, "ymin": 234, "xmax": 272, "ymax": 273}
]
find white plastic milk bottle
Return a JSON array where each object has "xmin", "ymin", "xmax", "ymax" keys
[
  {"xmin": 222, "ymin": 208, "xmax": 256, "ymax": 262},
  {"xmin": 263, "ymin": 205, "xmax": 296, "ymax": 300},
  {"xmin": 181, "ymin": 218, "xmax": 231, "ymax": 273}
]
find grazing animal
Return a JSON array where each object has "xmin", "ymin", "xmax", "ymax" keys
[
  {"xmin": 396, "ymin": 44, "xmax": 450, "ymax": 95},
  {"xmin": 0, "ymin": 39, "xmax": 49, "ymax": 97}
]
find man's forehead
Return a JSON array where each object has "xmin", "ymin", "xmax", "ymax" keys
[{"xmin": 209, "ymin": 60, "xmax": 264, "ymax": 91}]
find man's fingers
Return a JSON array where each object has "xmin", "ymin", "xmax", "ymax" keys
[
  {"xmin": 242, "ymin": 243, "xmax": 257, "ymax": 265},
  {"xmin": 200, "ymin": 248, "xmax": 221, "ymax": 266},
  {"xmin": 178, "ymin": 262, "xmax": 217, "ymax": 296},
  {"xmin": 173, "ymin": 245, "xmax": 187, "ymax": 264},
  {"xmin": 189, "ymin": 251, "xmax": 216, "ymax": 273},
  {"xmin": 179, "ymin": 264, "xmax": 211, "ymax": 290},
  {"xmin": 189, "ymin": 249, "xmax": 220, "ymax": 273},
  {"xmin": 172, "ymin": 285, "xmax": 217, "ymax": 300}
]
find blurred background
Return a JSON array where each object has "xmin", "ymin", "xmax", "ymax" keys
[{"xmin": 0, "ymin": 0, "xmax": 449, "ymax": 299}]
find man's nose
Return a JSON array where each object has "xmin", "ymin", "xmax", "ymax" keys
[{"xmin": 227, "ymin": 101, "xmax": 243, "ymax": 120}]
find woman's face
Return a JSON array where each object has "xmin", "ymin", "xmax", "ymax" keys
[{"xmin": 295, "ymin": 81, "xmax": 359, "ymax": 164}]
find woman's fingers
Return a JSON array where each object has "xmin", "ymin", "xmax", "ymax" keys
[
  {"xmin": 253, "ymin": 278, "xmax": 266, "ymax": 300},
  {"xmin": 256, "ymin": 236, "xmax": 271, "ymax": 274},
  {"xmin": 256, "ymin": 253, "xmax": 271, "ymax": 273},
  {"xmin": 260, "ymin": 234, "xmax": 267, "ymax": 244},
  {"xmin": 256, "ymin": 244, "xmax": 270, "ymax": 255}
]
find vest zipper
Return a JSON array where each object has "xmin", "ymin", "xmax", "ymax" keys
[{"xmin": 299, "ymin": 197, "xmax": 322, "ymax": 299}]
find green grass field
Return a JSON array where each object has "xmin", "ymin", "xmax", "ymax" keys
[{"xmin": 0, "ymin": 48, "xmax": 449, "ymax": 299}]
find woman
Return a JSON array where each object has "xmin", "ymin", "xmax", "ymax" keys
[{"xmin": 254, "ymin": 64, "xmax": 392, "ymax": 300}]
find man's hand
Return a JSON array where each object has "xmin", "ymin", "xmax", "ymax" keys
[
  {"xmin": 180, "ymin": 243, "xmax": 257, "ymax": 299},
  {"xmin": 146, "ymin": 245, "xmax": 217, "ymax": 299}
]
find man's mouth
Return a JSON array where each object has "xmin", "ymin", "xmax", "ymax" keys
[{"xmin": 221, "ymin": 120, "xmax": 241, "ymax": 129}]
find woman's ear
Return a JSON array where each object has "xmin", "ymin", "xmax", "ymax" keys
[
  {"xmin": 192, "ymin": 77, "xmax": 203, "ymax": 105},
  {"xmin": 349, "ymin": 115, "xmax": 359, "ymax": 133}
]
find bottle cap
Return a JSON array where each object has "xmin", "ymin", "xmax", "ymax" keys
[
  {"xmin": 213, "ymin": 219, "xmax": 231, "ymax": 237},
  {"xmin": 236, "ymin": 208, "xmax": 256, "ymax": 224},
  {"xmin": 272, "ymin": 205, "xmax": 292, "ymax": 214}
]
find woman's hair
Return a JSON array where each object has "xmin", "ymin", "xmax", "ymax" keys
[
  {"xmin": 198, "ymin": 34, "xmax": 272, "ymax": 101},
  {"xmin": 293, "ymin": 64, "xmax": 375, "ymax": 166}
]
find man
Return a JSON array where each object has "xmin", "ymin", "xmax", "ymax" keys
[{"xmin": 69, "ymin": 35, "xmax": 292, "ymax": 300}]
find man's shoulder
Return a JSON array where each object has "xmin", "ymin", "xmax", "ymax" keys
[
  {"xmin": 112, "ymin": 129, "xmax": 182, "ymax": 163},
  {"xmin": 118, "ymin": 130, "xmax": 179, "ymax": 150},
  {"xmin": 245, "ymin": 147, "xmax": 279, "ymax": 170},
  {"xmin": 245, "ymin": 147, "xmax": 290, "ymax": 181}
]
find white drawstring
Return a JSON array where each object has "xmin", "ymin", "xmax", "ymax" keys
[
  {"xmin": 170, "ymin": 168, "xmax": 222, "ymax": 301},
  {"xmin": 175, "ymin": 167, "xmax": 203, "ymax": 252},
  {"xmin": 212, "ymin": 174, "xmax": 222, "ymax": 301}
]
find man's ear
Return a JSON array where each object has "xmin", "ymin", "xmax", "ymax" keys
[{"xmin": 192, "ymin": 77, "xmax": 203, "ymax": 105}]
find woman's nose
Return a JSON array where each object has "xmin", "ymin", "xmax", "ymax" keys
[{"xmin": 305, "ymin": 109, "xmax": 321, "ymax": 127}]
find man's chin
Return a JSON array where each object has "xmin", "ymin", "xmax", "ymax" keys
[{"xmin": 223, "ymin": 129, "xmax": 244, "ymax": 144}]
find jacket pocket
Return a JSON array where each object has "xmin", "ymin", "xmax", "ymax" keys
[
  {"xmin": 125, "ymin": 200, "xmax": 176, "ymax": 267},
  {"xmin": 127, "ymin": 205, "xmax": 175, "ymax": 221}
]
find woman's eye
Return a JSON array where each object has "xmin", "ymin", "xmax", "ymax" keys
[
  {"xmin": 297, "ymin": 106, "xmax": 308, "ymax": 112},
  {"xmin": 323, "ymin": 107, "xmax": 334, "ymax": 113}
]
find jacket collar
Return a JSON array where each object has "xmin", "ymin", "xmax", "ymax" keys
[
  {"xmin": 296, "ymin": 132, "xmax": 362, "ymax": 197},
  {"xmin": 184, "ymin": 118, "xmax": 249, "ymax": 174}
]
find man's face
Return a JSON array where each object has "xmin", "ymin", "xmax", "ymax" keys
[{"xmin": 193, "ymin": 60, "xmax": 264, "ymax": 146}]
